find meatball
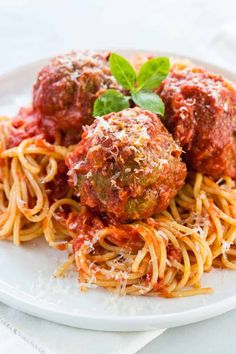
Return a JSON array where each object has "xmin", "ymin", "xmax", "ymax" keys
[
  {"xmin": 66, "ymin": 107, "xmax": 186, "ymax": 222},
  {"xmin": 159, "ymin": 64, "xmax": 236, "ymax": 178},
  {"xmin": 33, "ymin": 51, "xmax": 119, "ymax": 144}
]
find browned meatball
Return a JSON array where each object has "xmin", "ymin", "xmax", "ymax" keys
[
  {"xmin": 33, "ymin": 51, "xmax": 119, "ymax": 144},
  {"xmin": 66, "ymin": 107, "xmax": 186, "ymax": 222},
  {"xmin": 159, "ymin": 64, "xmax": 236, "ymax": 179}
]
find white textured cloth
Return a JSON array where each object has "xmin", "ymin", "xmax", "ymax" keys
[
  {"xmin": 0, "ymin": 1, "xmax": 235, "ymax": 353},
  {"xmin": 0, "ymin": 303, "xmax": 164, "ymax": 354},
  {"xmin": 0, "ymin": 319, "xmax": 43, "ymax": 354}
]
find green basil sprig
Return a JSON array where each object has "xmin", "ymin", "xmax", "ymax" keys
[
  {"xmin": 109, "ymin": 53, "xmax": 136, "ymax": 90},
  {"xmin": 131, "ymin": 90, "xmax": 165, "ymax": 116},
  {"xmin": 136, "ymin": 57, "xmax": 170, "ymax": 91},
  {"xmin": 93, "ymin": 90, "xmax": 130, "ymax": 117},
  {"xmin": 93, "ymin": 53, "xmax": 170, "ymax": 117}
]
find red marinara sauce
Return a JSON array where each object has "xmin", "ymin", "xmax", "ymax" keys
[{"xmin": 7, "ymin": 107, "xmax": 46, "ymax": 148}]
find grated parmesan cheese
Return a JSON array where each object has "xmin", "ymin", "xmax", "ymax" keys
[{"xmin": 222, "ymin": 241, "xmax": 233, "ymax": 254}]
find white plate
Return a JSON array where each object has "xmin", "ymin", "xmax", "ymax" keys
[{"xmin": 0, "ymin": 51, "xmax": 236, "ymax": 332}]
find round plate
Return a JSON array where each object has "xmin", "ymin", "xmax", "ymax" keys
[{"xmin": 0, "ymin": 51, "xmax": 236, "ymax": 332}]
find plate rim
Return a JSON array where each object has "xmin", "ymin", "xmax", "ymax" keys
[{"xmin": 1, "ymin": 279, "xmax": 236, "ymax": 331}]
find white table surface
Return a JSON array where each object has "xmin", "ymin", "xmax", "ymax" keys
[{"xmin": 1, "ymin": 0, "xmax": 236, "ymax": 353}]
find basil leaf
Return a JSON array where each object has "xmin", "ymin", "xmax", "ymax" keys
[
  {"xmin": 93, "ymin": 89, "xmax": 130, "ymax": 117},
  {"xmin": 109, "ymin": 53, "xmax": 136, "ymax": 90},
  {"xmin": 137, "ymin": 57, "xmax": 170, "ymax": 91},
  {"xmin": 131, "ymin": 90, "xmax": 165, "ymax": 116}
]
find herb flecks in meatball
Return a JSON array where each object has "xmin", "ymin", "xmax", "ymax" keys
[
  {"xmin": 33, "ymin": 51, "xmax": 120, "ymax": 144},
  {"xmin": 66, "ymin": 107, "xmax": 186, "ymax": 222},
  {"xmin": 159, "ymin": 64, "xmax": 236, "ymax": 178}
]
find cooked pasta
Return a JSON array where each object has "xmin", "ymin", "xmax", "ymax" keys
[
  {"xmin": 0, "ymin": 119, "xmax": 76, "ymax": 246},
  {"xmin": 58, "ymin": 173, "xmax": 236, "ymax": 297}
]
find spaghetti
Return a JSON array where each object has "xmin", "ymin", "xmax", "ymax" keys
[
  {"xmin": 0, "ymin": 118, "xmax": 76, "ymax": 246},
  {"xmin": 63, "ymin": 173, "xmax": 236, "ymax": 297},
  {"xmin": 1, "ymin": 117, "xmax": 236, "ymax": 297}
]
